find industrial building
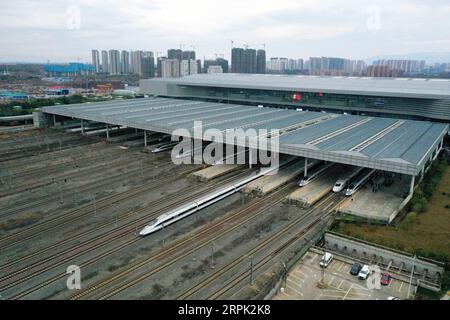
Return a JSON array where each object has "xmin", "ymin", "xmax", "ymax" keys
[{"xmin": 139, "ymin": 73, "xmax": 450, "ymax": 123}]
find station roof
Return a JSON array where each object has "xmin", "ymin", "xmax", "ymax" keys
[
  {"xmin": 42, "ymin": 97, "xmax": 448, "ymax": 175},
  {"xmin": 148, "ymin": 73, "xmax": 450, "ymax": 99}
]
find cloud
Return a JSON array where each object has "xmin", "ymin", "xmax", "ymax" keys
[{"xmin": 0, "ymin": 0, "xmax": 449, "ymax": 62}]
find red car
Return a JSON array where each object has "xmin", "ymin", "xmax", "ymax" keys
[{"xmin": 381, "ymin": 273, "xmax": 392, "ymax": 285}]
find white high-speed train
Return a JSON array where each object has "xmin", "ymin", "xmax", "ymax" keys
[
  {"xmin": 298, "ymin": 162, "xmax": 333, "ymax": 187},
  {"xmin": 344, "ymin": 169, "xmax": 376, "ymax": 196},
  {"xmin": 139, "ymin": 166, "xmax": 277, "ymax": 236},
  {"xmin": 332, "ymin": 167, "xmax": 363, "ymax": 192}
]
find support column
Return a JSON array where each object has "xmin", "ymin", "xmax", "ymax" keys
[
  {"xmin": 53, "ymin": 114, "xmax": 56, "ymax": 127},
  {"xmin": 106, "ymin": 124, "xmax": 109, "ymax": 140},
  {"xmin": 249, "ymin": 148, "xmax": 252, "ymax": 168},
  {"xmin": 81, "ymin": 120, "xmax": 85, "ymax": 134},
  {"xmin": 304, "ymin": 158, "xmax": 308, "ymax": 177},
  {"xmin": 410, "ymin": 175, "xmax": 415, "ymax": 194},
  {"xmin": 144, "ymin": 130, "xmax": 147, "ymax": 147}
]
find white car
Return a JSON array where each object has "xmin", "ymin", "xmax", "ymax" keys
[
  {"xmin": 319, "ymin": 252, "xmax": 334, "ymax": 268},
  {"xmin": 358, "ymin": 265, "xmax": 370, "ymax": 280}
]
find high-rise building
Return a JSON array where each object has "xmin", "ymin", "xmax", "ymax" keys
[
  {"xmin": 207, "ymin": 65, "xmax": 223, "ymax": 74},
  {"xmin": 204, "ymin": 58, "xmax": 229, "ymax": 73},
  {"xmin": 109, "ymin": 50, "xmax": 121, "ymax": 75},
  {"xmin": 196, "ymin": 59, "xmax": 202, "ymax": 74},
  {"xmin": 161, "ymin": 59, "xmax": 180, "ymax": 78},
  {"xmin": 101, "ymin": 50, "xmax": 109, "ymax": 73},
  {"xmin": 267, "ymin": 57, "xmax": 288, "ymax": 73},
  {"xmin": 182, "ymin": 51, "xmax": 196, "ymax": 60},
  {"xmin": 121, "ymin": 50, "xmax": 130, "ymax": 74},
  {"xmin": 180, "ymin": 60, "xmax": 190, "ymax": 77},
  {"xmin": 231, "ymin": 48, "xmax": 245, "ymax": 73},
  {"xmin": 168, "ymin": 49, "xmax": 183, "ymax": 61},
  {"xmin": 91, "ymin": 50, "xmax": 100, "ymax": 73},
  {"xmin": 231, "ymin": 47, "xmax": 258, "ymax": 73},
  {"xmin": 180, "ymin": 59, "xmax": 198, "ymax": 77},
  {"xmin": 157, "ymin": 57, "xmax": 166, "ymax": 77},
  {"xmin": 256, "ymin": 49, "xmax": 266, "ymax": 74},
  {"xmin": 245, "ymin": 49, "xmax": 257, "ymax": 73},
  {"xmin": 372, "ymin": 59, "xmax": 425, "ymax": 74},
  {"xmin": 141, "ymin": 51, "xmax": 155, "ymax": 78},
  {"xmin": 307, "ymin": 56, "xmax": 367, "ymax": 76},
  {"xmin": 130, "ymin": 51, "xmax": 144, "ymax": 75}
]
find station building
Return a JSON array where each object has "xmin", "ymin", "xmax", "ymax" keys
[{"xmin": 139, "ymin": 74, "xmax": 450, "ymax": 124}]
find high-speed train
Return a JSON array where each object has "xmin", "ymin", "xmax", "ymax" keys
[
  {"xmin": 151, "ymin": 141, "xmax": 178, "ymax": 153},
  {"xmin": 332, "ymin": 167, "xmax": 363, "ymax": 192},
  {"xmin": 298, "ymin": 162, "xmax": 333, "ymax": 187},
  {"xmin": 139, "ymin": 166, "xmax": 278, "ymax": 236},
  {"xmin": 344, "ymin": 169, "xmax": 376, "ymax": 196}
]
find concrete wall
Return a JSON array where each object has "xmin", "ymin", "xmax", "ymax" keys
[
  {"xmin": 32, "ymin": 111, "xmax": 53, "ymax": 128},
  {"xmin": 324, "ymin": 232, "xmax": 444, "ymax": 283}
]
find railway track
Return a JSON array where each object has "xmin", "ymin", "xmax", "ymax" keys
[
  {"xmin": 0, "ymin": 152, "xmax": 168, "ymax": 208},
  {"xmin": 0, "ymin": 159, "xmax": 169, "ymax": 219},
  {"xmin": 1, "ymin": 168, "xmax": 253, "ymax": 297},
  {"xmin": 0, "ymin": 152, "xmax": 157, "ymax": 198},
  {"xmin": 0, "ymin": 143, "xmax": 135, "ymax": 178},
  {"xmin": 68, "ymin": 182, "xmax": 298, "ymax": 300},
  {"xmin": 177, "ymin": 193, "xmax": 344, "ymax": 300},
  {"xmin": 0, "ymin": 137, "xmax": 101, "ymax": 162},
  {"xmin": 0, "ymin": 164, "xmax": 201, "ymax": 251}
]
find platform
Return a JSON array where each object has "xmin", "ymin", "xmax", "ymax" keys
[
  {"xmin": 337, "ymin": 173, "xmax": 411, "ymax": 223},
  {"xmin": 190, "ymin": 164, "xmax": 241, "ymax": 182},
  {"xmin": 287, "ymin": 165, "xmax": 343, "ymax": 207},
  {"xmin": 243, "ymin": 159, "xmax": 306, "ymax": 196}
]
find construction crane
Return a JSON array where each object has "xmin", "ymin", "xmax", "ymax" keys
[{"xmin": 262, "ymin": 43, "xmax": 266, "ymax": 50}]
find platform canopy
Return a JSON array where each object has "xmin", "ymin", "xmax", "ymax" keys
[{"xmin": 42, "ymin": 97, "xmax": 448, "ymax": 175}]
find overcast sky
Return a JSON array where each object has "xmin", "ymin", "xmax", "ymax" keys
[{"xmin": 1, "ymin": 0, "xmax": 450, "ymax": 63}]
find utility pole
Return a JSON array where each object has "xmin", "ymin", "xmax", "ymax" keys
[
  {"xmin": 250, "ymin": 255, "xmax": 254, "ymax": 285},
  {"xmin": 281, "ymin": 261, "xmax": 287, "ymax": 289},
  {"xmin": 210, "ymin": 242, "xmax": 215, "ymax": 269}
]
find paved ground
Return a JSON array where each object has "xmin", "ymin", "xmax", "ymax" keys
[
  {"xmin": 339, "ymin": 173, "xmax": 410, "ymax": 222},
  {"xmin": 288, "ymin": 165, "xmax": 342, "ymax": 206},
  {"xmin": 273, "ymin": 250, "xmax": 414, "ymax": 300}
]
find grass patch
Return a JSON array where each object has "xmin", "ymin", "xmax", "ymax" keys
[{"xmin": 334, "ymin": 160, "xmax": 450, "ymax": 262}]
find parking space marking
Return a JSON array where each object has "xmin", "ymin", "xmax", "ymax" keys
[
  {"xmin": 287, "ymin": 278, "xmax": 302, "ymax": 290},
  {"xmin": 291, "ymin": 272, "xmax": 306, "ymax": 283},
  {"xmin": 337, "ymin": 280, "xmax": 344, "ymax": 289},
  {"xmin": 286, "ymin": 284, "xmax": 304, "ymax": 297},
  {"xmin": 398, "ymin": 282, "xmax": 403, "ymax": 292},
  {"xmin": 342, "ymin": 283, "xmax": 353, "ymax": 300}
]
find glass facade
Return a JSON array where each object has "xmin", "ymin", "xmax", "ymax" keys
[{"xmin": 176, "ymin": 86, "xmax": 450, "ymax": 123}]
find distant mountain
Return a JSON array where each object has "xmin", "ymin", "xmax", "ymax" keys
[{"xmin": 365, "ymin": 52, "xmax": 450, "ymax": 64}]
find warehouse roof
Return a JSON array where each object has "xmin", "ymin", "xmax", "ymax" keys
[
  {"xmin": 42, "ymin": 97, "xmax": 448, "ymax": 175},
  {"xmin": 147, "ymin": 73, "xmax": 450, "ymax": 99}
]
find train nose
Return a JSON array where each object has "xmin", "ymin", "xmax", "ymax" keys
[{"xmin": 139, "ymin": 227, "xmax": 151, "ymax": 236}]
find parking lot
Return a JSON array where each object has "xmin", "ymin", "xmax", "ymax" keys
[{"xmin": 274, "ymin": 249, "xmax": 414, "ymax": 300}]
